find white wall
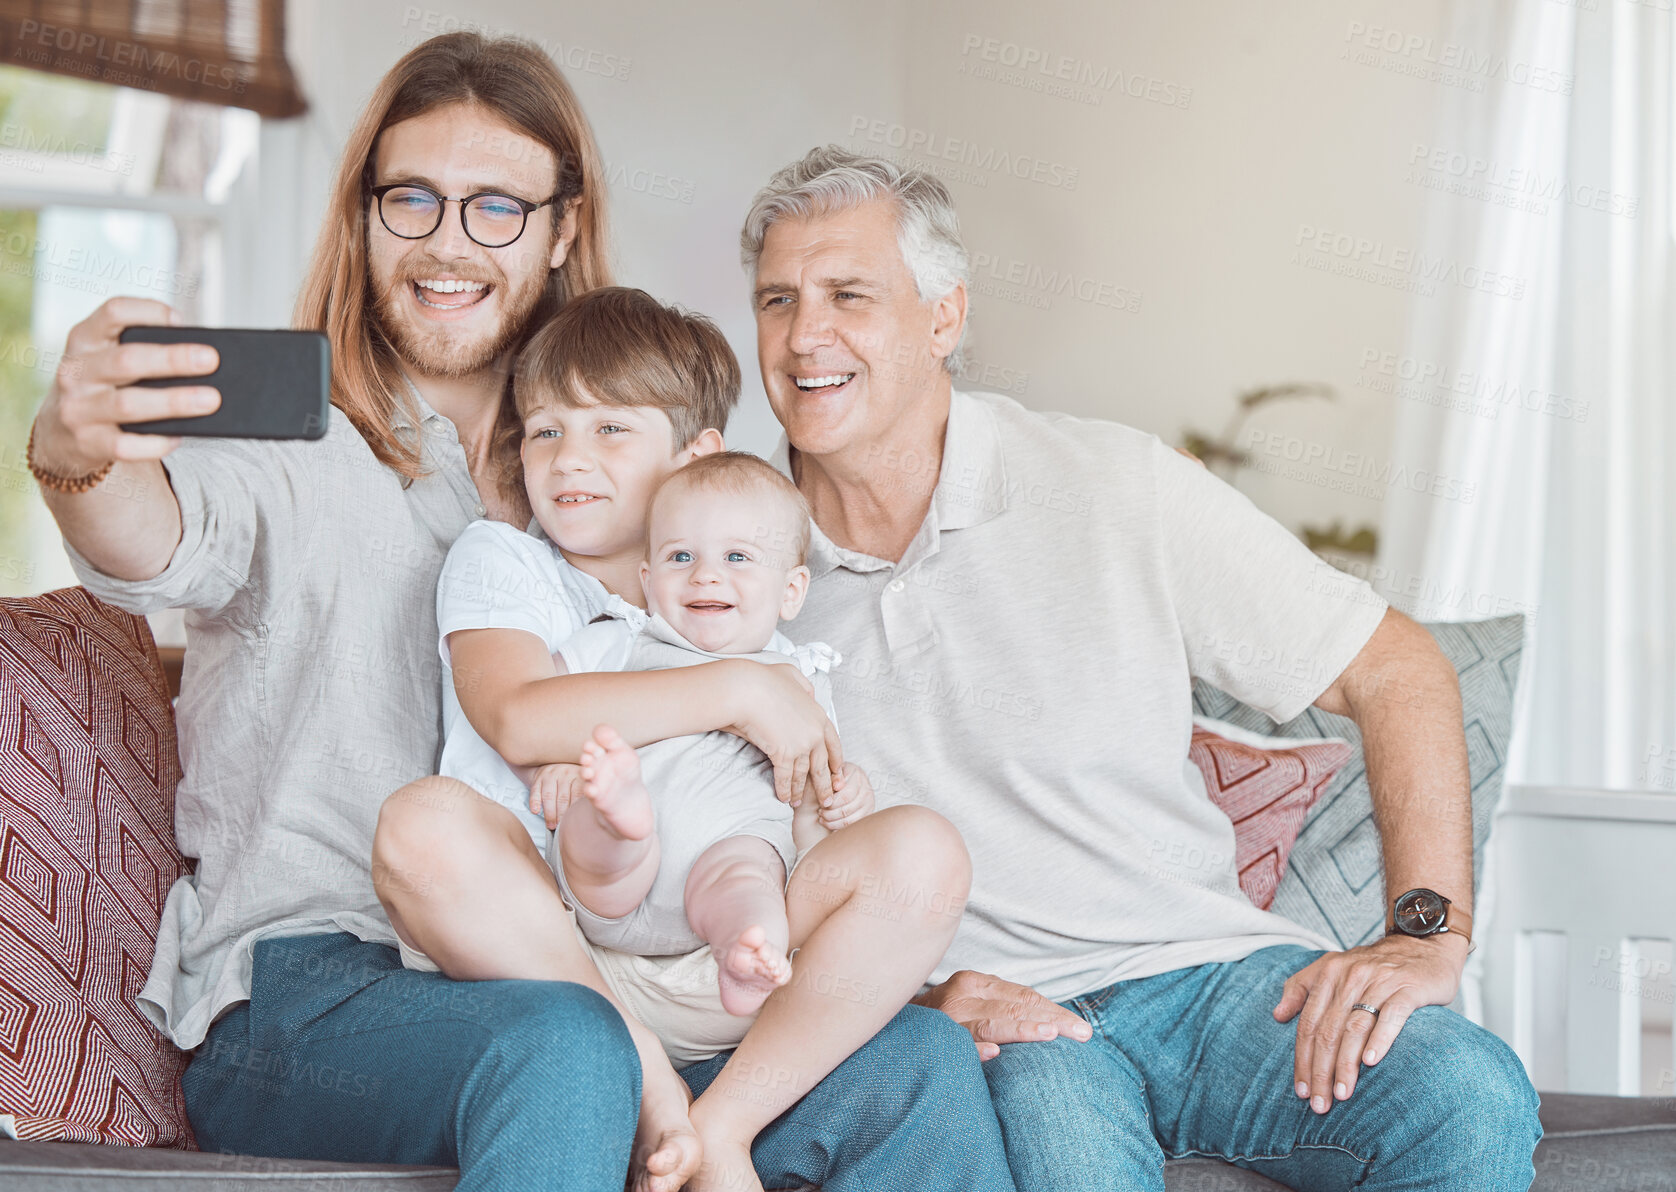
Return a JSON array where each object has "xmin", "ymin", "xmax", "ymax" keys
[{"xmin": 279, "ymin": 0, "xmax": 1451, "ymax": 537}]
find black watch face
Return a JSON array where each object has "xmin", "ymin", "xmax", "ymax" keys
[{"xmin": 1394, "ymin": 889, "xmax": 1448, "ymax": 936}]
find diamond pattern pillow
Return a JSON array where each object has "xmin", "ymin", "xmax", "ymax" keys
[
  {"xmin": 1190, "ymin": 720, "xmax": 1353, "ymax": 911},
  {"xmin": 1192, "ymin": 615, "xmax": 1525, "ymax": 950},
  {"xmin": 0, "ymin": 588, "xmax": 195, "ymax": 1148}
]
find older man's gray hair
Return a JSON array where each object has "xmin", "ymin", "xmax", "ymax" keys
[{"xmin": 741, "ymin": 145, "xmax": 971, "ymax": 374}]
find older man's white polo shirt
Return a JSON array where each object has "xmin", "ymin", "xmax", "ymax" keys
[{"xmin": 772, "ymin": 389, "xmax": 1385, "ymax": 1001}]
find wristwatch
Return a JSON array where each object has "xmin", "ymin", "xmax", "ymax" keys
[{"xmin": 1388, "ymin": 888, "xmax": 1472, "ymax": 945}]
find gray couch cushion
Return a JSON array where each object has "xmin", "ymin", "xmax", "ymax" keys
[
  {"xmin": 1533, "ymin": 1092, "xmax": 1676, "ymax": 1191},
  {"xmin": 4, "ymin": 1092, "xmax": 1671, "ymax": 1190},
  {"xmin": 0, "ymin": 1138, "xmax": 456, "ymax": 1190},
  {"xmin": 1163, "ymin": 1156, "xmax": 1288, "ymax": 1189}
]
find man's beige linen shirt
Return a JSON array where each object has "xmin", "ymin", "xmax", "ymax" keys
[
  {"xmin": 67, "ymin": 397, "xmax": 481, "ymax": 1048},
  {"xmin": 773, "ymin": 389, "xmax": 1387, "ymax": 1002}
]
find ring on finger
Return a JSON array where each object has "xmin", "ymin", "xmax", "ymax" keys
[{"xmin": 1350, "ymin": 1002, "xmax": 1381, "ymax": 1019}]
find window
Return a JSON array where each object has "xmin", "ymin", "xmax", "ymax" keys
[{"xmin": 0, "ymin": 63, "xmax": 260, "ymax": 598}]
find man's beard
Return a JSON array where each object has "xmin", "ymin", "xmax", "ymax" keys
[{"xmin": 373, "ymin": 256, "xmax": 551, "ymax": 380}]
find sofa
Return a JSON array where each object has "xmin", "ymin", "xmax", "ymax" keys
[{"xmin": 1, "ymin": 587, "xmax": 1672, "ymax": 1190}]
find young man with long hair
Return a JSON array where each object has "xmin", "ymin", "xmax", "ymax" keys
[{"xmin": 27, "ymin": 33, "xmax": 1013, "ymax": 1192}]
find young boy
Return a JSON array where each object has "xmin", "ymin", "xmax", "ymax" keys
[
  {"xmin": 538, "ymin": 451, "xmax": 873, "ymax": 1016},
  {"xmin": 427, "ymin": 287, "xmax": 975, "ymax": 1192}
]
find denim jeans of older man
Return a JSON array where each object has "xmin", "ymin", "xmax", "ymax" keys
[{"xmin": 979, "ymin": 945, "xmax": 1541, "ymax": 1191}]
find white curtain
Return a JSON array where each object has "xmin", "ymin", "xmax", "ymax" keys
[{"xmin": 1378, "ymin": 0, "xmax": 1676, "ymax": 790}]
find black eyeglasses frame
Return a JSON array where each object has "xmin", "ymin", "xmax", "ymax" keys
[{"xmin": 368, "ymin": 182, "xmax": 560, "ymax": 249}]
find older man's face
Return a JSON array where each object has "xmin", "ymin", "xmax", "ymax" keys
[{"xmin": 753, "ymin": 198, "xmax": 948, "ymax": 460}]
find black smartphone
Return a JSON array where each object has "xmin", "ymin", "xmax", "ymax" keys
[{"xmin": 117, "ymin": 326, "xmax": 330, "ymax": 440}]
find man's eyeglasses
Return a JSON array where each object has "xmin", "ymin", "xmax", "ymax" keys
[{"xmin": 370, "ymin": 183, "xmax": 558, "ymax": 249}]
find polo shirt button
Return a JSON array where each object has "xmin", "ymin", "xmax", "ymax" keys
[
  {"xmin": 888, "ymin": 579, "xmax": 906, "ymax": 593},
  {"xmin": 474, "ymin": 505, "xmax": 486, "ymax": 518}
]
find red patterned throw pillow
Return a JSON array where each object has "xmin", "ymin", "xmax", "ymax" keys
[
  {"xmin": 1190, "ymin": 718, "xmax": 1352, "ymax": 912},
  {"xmin": 0, "ymin": 588, "xmax": 194, "ymax": 1148}
]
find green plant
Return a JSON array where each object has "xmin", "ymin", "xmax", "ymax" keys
[
  {"xmin": 1180, "ymin": 381, "xmax": 1379, "ymax": 558},
  {"xmin": 1180, "ymin": 381, "xmax": 1335, "ymax": 477}
]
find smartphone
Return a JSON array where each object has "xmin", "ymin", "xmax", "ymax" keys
[{"xmin": 117, "ymin": 326, "xmax": 330, "ymax": 440}]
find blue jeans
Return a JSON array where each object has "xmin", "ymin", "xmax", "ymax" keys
[
  {"xmin": 680, "ymin": 1013, "xmax": 1017, "ymax": 1192},
  {"xmin": 982, "ymin": 945, "xmax": 1541, "ymax": 1192},
  {"xmin": 184, "ymin": 934, "xmax": 1016, "ymax": 1192}
]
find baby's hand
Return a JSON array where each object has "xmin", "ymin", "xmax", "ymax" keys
[
  {"xmin": 525, "ymin": 762, "xmax": 584, "ymax": 830},
  {"xmin": 819, "ymin": 762, "xmax": 875, "ymax": 829}
]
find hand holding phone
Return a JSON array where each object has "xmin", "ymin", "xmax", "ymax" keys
[
  {"xmin": 118, "ymin": 325, "xmax": 330, "ymax": 440},
  {"xmin": 29, "ymin": 297, "xmax": 220, "ymax": 477}
]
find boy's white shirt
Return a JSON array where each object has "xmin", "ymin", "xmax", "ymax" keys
[{"xmin": 436, "ymin": 519, "xmax": 618, "ymax": 845}]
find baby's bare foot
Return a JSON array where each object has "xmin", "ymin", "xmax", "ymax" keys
[
  {"xmin": 717, "ymin": 924, "xmax": 792, "ymax": 1017},
  {"xmin": 686, "ymin": 1134, "xmax": 763, "ymax": 1192},
  {"xmin": 579, "ymin": 724, "xmax": 654, "ymax": 840}
]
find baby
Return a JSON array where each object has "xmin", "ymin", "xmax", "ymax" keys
[{"xmin": 539, "ymin": 452, "xmax": 872, "ymax": 1014}]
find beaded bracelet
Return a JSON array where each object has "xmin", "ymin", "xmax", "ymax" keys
[{"xmin": 25, "ymin": 423, "xmax": 113, "ymax": 494}]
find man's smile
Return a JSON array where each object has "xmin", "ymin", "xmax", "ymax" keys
[
  {"xmin": 792, "ymin": 372, "xmax": 857, "ymax": 394},
  {"xmin": 410, "ymin": 276, "xmax": 494, "ymax": 314}
]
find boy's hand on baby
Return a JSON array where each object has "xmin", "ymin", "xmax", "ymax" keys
[
  {"xmin": 726, "ymin": 658, "xmax": 843, "ymax": 808},
  {"xmin": 526, "ymin": 763, "xmax": 584, "ymax": 830},
  {"xmin": 819, "ymin": 762, "xmax": 875, "ymax": 829}
]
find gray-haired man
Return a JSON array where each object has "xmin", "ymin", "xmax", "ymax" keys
[{"xmin": 740, "ymin": 145, "xmax": 1541, "ymax": 1191}]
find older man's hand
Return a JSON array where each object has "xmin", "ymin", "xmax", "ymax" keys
[
  {"xmin": 914, "ymin": 970, "xmax": 1093, "ymax": 1060},
  {"xmin": 1273, "ymin": 933, "xmax": 1468, "ymax": 1113}
]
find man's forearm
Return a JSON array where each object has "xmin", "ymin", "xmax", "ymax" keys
[
  {"xmin": 35, "ymin": 403, "xmax": 183, "ymax": 582},
  {"xmin": 1343, "ymin": 614, "xmax": 1475, "ymax": 933},
  {"xmin": 41, "ymin": 461, "xmax": 182, "ymax": 582}
]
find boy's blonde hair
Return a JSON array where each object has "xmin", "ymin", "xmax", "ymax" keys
[
  {"xmin": 513, "ymin": 286, "xmax": 740, "ymax": 450},
  {"xmin": 653, "ymin": 452, "xmax": 812, "ymax": 566}
]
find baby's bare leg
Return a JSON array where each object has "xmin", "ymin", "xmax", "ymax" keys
[
  {"xmin": 684, "ymin": 836, "xmax": 792, "ymax": 1017},
  {"xmin": 685, "ymin": 806, "xmax": 972, "ymax": 1192},
  {"xmin": 560, "ymin": 724, "xmax": 661, "ymax": 919}
]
